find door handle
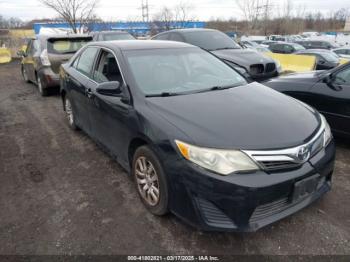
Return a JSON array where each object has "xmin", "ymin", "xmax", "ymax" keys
[{"xmin": 86, "ymin": 88, "xmax": 94, "ymax": 99}]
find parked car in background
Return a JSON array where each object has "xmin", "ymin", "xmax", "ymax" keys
[
  {"xmin": 240, "ymin": 40, "xmax": 271, "ymax": 53},
  {"xmin": 260, "ymin": 40, "xmax": 278, "ymax": 48},
  {"xmin": 295, "ymin": 49, "xmax": 340, "ymax": 70},
  {"xmin": 296, "ymin": 40, "xmax": 339, "ymax": 50},
  {"xmin": 18, "ymin": 34, "xmax": 92, "ymax": 96},
  {"xmin": 60, "ymin": 40, "xmax": 335, "ymax": 232},
  {"xmin": 333, "ymin": 47, "xmax": 350, "ymax": 59},
  {"xmin": 269, "ymin": 42, "xmax": 305, "ymax": 54},
  {"xmin": 90, "ymin": 30, "xmax": 135, "ymax": 41},
  {"xmin": 265, "ymin": 62, "xmax": 350, "ymax": 138},
  {"xmin": 151, "ymin": 29, "xmax": 280, "ymax": 81}
]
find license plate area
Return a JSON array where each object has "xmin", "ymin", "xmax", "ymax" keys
[{"xmin": 292, "ymin": 174, "xmax": 320, "ymax": 203}]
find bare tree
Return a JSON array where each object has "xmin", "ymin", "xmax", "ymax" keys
[
  {"xmin": 39, "ymin": 0, "xmax": 99, "ymax": 33},
  {"xmin": 152, "ymin": 6, "xmax": 174, "ymax": 32},
  {"xmin": 174, "ymin": 2, "xmax": 195, "ymax": 27}
]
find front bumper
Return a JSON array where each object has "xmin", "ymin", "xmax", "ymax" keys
[{"xmin": 163, "ymin": 140, "xmax": 335, "ymax": 232}]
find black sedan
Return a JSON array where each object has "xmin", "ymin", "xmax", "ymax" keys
[
  {"xmin": 60, "ymin": 40, "xmax": 335, "ymax": 232},
  {"xmin": 295, "ymin": 49, "xmax": 340, "ymax": 70},
  {"xmin": 269, "ymin": 42, "xmax": 305, "ymax": 54},
  {"xmin": 265, "ymin": 62, "xmax": 350, "ymax": 138},
  {"xmin": 151, "ymin": 29, "xmax": 280, "ymax": 81}
]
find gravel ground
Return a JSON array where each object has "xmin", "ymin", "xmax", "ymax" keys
[{"xmin": 0, "ymin": 60, "xmax": 349, "ymax": 255}]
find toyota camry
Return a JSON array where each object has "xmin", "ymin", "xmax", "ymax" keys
[{"xmin": 59, "ymin": 40, "xmax": 335, "ymax": 232}]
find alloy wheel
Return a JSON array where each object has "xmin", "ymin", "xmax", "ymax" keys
[{"xmin": 135, "ymin": 156, "xmax": 160, "ymax": 206}]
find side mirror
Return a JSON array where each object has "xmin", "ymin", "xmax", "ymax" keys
[
  {"xmin": 323, "ymin": 75, "xmax": 331, "ymax": 84},
  {"xmin": 17, "ymin": 50, "xmax": 26, "ymax": 57},
  {"xmin": 96, "ymin": 81, "xmax": 122, "ymax": 97}
]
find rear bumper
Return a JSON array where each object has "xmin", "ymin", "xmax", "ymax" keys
[
  {"xmin": 38, "ymin": 68, "xmax": 60, "ymax": 89},
  {"xmin": 163, "ymin": 140, "xmax": 335, "ymax": 232}
]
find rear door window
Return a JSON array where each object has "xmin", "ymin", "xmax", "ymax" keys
[{"xmin": 75, "ymin": 47, "xmax": 99, "ymax": 77}]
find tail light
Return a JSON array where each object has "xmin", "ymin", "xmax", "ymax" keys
[{"xmin": 40, "ymin": 49, "xmax": 51, "ymax": 66}]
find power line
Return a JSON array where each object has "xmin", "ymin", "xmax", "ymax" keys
[{"xmin": 141, "ymin": 0, "xmax": 149, "ymax": 22}]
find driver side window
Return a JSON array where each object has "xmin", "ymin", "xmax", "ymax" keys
[
  {"xmin": 334, "ymin": 68, "xmax": 350, "ymax": 85},
  {"xmin": 93, "ymin": 50, "xmax": 123, "ymax": 84}
]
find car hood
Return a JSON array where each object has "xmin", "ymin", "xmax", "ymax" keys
[
  {"xmin": 211, "ymin": 49, "xmax": 274, "ymax": 69},
  {"xmin": 146, "ymin": 82, "xmax": 320, "ymax": 150}
]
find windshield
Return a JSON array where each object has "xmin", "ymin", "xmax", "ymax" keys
[
  {"xmin": 321, "ymin": 52, "xmax": 340, "ymax": 63},
  {"xmin": 47, "ymin": 38, "xmax": 91, "ymax": 54},
  {"xmin": 104, "ymin": 33, "xmax": 135, "ymax": 41},
  {"xmin": 123, "ymin": 47, "xmax": 247, "ymax": 96},
  {"xmin": 182, "ymin": 31, "xmax": 241, "ymax": 51},
  {"xmin": 292, "ymin": 44, "xmax": 305, "ymax": 51}
]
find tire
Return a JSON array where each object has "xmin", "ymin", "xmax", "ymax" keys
[
  {"xmin": 64, "ymin": 95, "xmax": 79, "ymax": 130},
  {"xmin": 37, "ymin": 75, "xmax": 49, "ymax": 97},
  {"xmin": 132, "ymin": 146, "xmax": 169, "ymax": 216},
  {"xmin": 22, "ymin": 66, "xmax": 30, "ymax": 83}
]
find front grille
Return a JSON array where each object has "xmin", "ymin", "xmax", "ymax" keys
[
  {"xmin": 244, "ymin": 127, "xmax": 326, "ymax": 173},
  {"xmin": 250, "ymin": 198, "xmax": 289, "ymax": 223},
  {"xmin": 265, "ymin": 63, "xmax": 276, "ymax": 73},
  {"xmin": 259, "ymin": 161, "xmax": 301, "ymax": 171},
  {"xmin": 250, "ymin": 64, "xmax": 264, "ymax": 75},
  {"xmin": 196, "ymin": 198, "xmax": 236, "ymax": 228}
]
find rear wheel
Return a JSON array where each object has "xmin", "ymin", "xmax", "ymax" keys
[
  {"xmin": 64, "ymin": 95, "xmax": 78, "ymax": 130},
  {"xmin": 37, "ymin": 75, "xmax": 48, "ymax": 97},
  {"xmin": 132, "ymin": 146, "xmax": 168, "ymax": 216}
]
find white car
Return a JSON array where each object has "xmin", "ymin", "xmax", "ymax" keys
[{"xmin": 333, "ymin": 47, "xmax": 350, "ymax": 59}]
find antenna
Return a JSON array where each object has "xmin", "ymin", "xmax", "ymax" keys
[{"xmin": 141, "ymin": 0, "xmax": 149, "ymax": 22}]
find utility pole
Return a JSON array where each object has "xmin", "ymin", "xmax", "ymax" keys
[{"xmin": 141, "ymin": 0, "xmax": 149, "ymax": 22}]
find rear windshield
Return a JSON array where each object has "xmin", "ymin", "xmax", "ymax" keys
[
  {"xmin": 47, "ymin": 38, "xmax": 92, "ymax": 54},
  {"xmin": 103, "ymin": 33, "xmax": 135, "ymax": 41},
  {"xmin": 183, "ymin": 31, "xmax": 241, "ymax": 51}
]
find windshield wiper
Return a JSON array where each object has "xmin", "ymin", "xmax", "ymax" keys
[
  {"xmin": 146, "ymin": 92, "xmax": 181, "ymax": 97},
  {"xmin": 194, "ymin": 84, "xmax": 242, "ymax": 94},
  {"xmin": 212, "ymin": 47, "xmax": 240, "ymax": 51},
  {"xmin": 146, "ymin": 84, "xmax": 242, "ymax": 97}
]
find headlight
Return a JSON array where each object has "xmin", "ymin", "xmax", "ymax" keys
[
  {"xmin": 320, "ymin": 115, "xmax": 332, "ymax": 147},
  {"xmin": 224, "ymin": 60, "xmax": 249, "ymax": 76},
  {"xmin": 175, "ymin": 140, "xmax": 259, "ymax": 175},
  {"xmin": 274, "ymin": 59, "xmax": 282, "ymax": 73}
]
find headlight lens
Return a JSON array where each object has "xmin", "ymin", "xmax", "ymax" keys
[
  {"xmin": 321, "ymin": 115, "xmax": 332, "ymax": 147},
  {"xmin": 175, "ymin": 140, "xmax": 259, "ymax": 175},
  {"xmin": 274, "ymin": 59, "xmax": 282, "ymax": 73}
]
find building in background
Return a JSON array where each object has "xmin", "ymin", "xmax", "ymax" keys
[{"xmin": 33, "ymin": 21, "xmax": 206, "ymax": 37}]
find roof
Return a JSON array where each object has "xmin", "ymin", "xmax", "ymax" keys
[
  {"xmin": 92, "ymin": 31, "xmax": 130, "ymax": 35},
  {"xmin": 169, "ymin": 28, "xmax": 217, "ymax": 34},
  {"xmin": 37, "ymin": 34, "xmax": 92, "ymax": 40},
  {"xmin": 89, "ymin": 40, "xmax": 195, "ymax": 51}
]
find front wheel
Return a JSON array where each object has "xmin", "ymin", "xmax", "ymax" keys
[
  {"xmin": 37, "ymin": 75, "xmax": 48, "ymax": 97},
  {"xmin": 132, "ymin": 146, "xmax": 169, "ymax": 216}
]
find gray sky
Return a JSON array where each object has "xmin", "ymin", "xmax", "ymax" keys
[{"xmin": 0, "ymin": 0, "xmax": 349, "ymax": 21}]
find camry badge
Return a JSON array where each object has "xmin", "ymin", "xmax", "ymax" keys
[{"xmin": 296, "ymin": 146, "xmax": 310, "ymax": 162}]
